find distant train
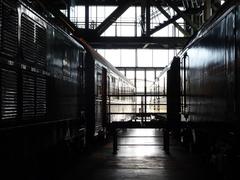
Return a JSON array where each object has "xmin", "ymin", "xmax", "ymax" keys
[
  {"xmin": 152, "ymin": 1, "xmax": 240, "ymax": 178},
  {"xmin": 79, "ymin": 39, "xmax": 135, "ymax": 140},
  {"xmin": 0, "ymin": 0, "xmax": 134, "ymax": 177}
]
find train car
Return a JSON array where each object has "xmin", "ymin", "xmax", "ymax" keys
[
  {"xmin": 0, "ymin": 0, "xmax": 86, "ymax": 178},
  {"xmin": 178, "ymin": 1, "xmax": 240, "ymax": 177},
  {"xmin": 0, "ymin": 2, "xmax": 135, "ymax": 177},
  {"xmin": 79, "ymin": 39, "xmax": 135, "ymax": 141},
  {"xmin": 149, "ymin": 57, "xmax": 180, "ymax": 127},
  {"xmin": 149, "ymin": 66, "xmax": 168, "ymax": 114},
  {"xmin": 179, "ymin": 1, "xmax": 239, "ymax": 139}
]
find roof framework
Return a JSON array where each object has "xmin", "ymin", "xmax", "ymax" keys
[{"xmin": 33, "ymin": 0, "xmax": 224, "ymax": 49}]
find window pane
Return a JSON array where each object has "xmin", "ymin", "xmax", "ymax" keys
[
  {"xmin": 126, "ymin": 70, "xmax": 135, "ymax": 85},
  {"xmin": 146, "ymin": 71, "xmax": 155, "ymax": 93},
  {"xmin": 137, "ymin": 50, "xmax": 153, "ymax": 67},
  {"xmin": 121, "ymin": 50, "xmax": 135, "ymax": 67},
  {"xmin": 136, "ymin": 71, "xmax": 144, "ymax": 93}
]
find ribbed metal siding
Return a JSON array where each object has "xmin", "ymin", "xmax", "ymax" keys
[
  {"xmin": 1, "ymin": 1, "xmax": 18, "ymax": 58},
  {"xmin": 0, "ymin": 1, "xmax": 2, "ymax": 50},
  {"xmin": 22, "ymin": 73, "xmax": 35, "ymax": 119},
  {"xmin": 36, "ymin": 26, "xmax": 47, "ymax": 67},
  {"xmin": 21, "ymin": 15, "xmax": 35, "ymax": 64},
  {"xmin": 36, "ymin": 76, "xmax": 46, "ymax": 116},
  {"xmin": 1, "ymin": 69, "xmax": 18, "ymax": 121}
]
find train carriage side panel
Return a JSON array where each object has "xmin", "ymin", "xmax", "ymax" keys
[
  {"xmin": 225, "ymin": 9, "xmax": 236, "ymax": 122},
  {"xmin": 0, "ymin": 0, "xmax": 19, "ymax": 125},
  {"xmin": 95, "ymin": 62, "xmax": 104, "ymax": 135},
  {"xmin": 167, "ymin": 57, "xmax": 180, "ymax": 127},
  {"xmin": 236, "ymin": 5, "xmax": 240, "ymax": 120},
  {"xmin": 1, "ymin": 1, "xmax": 87, "ymax": 178},
  {"xmin": 79, "ymin": 39, "xmax": 135, "ymax": 140},
  {"xmin": 182, "ymin": 13, "xmax": 230, "ymax": 123},
  {"xmin": 0, "ymin": 0, "xmax": 18, "ymax": 59},
  {"xmin": 84, "ymin": 50, "xmax": 95, "ymax": 140}
]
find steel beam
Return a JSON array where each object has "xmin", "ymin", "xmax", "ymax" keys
[
  {"xmin": 164, "ymin": 0, "xmax": 198, "ymax": 32},
  {"xmin": 88, "ymin": 36, "xmax": 188, "ymax": 49},
  {"xmin": 146, "ymin": 0, "xmax": 151, "ymax": 37},
  {"xmin": 71, "ymin": 0, "xmax": 184, "ymax": 7},
  {"xmin": 151, "ymin": 0, "xmax": 190, "ymax": 36},
  {"xmin": 85, "ymin": 1, "xmax": 89, "ymax": 30},
  {"xmin": 94, "ymin": 0, "xmax": 135, "ymax": 35},
  {"xmin": 141, "ymin": 1, "xmax": 146, "ymax": 36},
  {"xmin": 149, "ymin": 14, "xmax": 181, "ymax": 35},
  {"xmin": 35, "ymin": 0, "xmax": 96, "ymax": 38}
]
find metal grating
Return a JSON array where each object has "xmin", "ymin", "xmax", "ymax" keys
[
  {"xmin": 36, "ymin": 76, "xmax": 46, "ymax": 116},
  {"xmin": 1, "ymin": 68, "xmax": 18, "ymax": 121},
  {"xmin": 36, "ymin": 26, "xmax": 47, "ymax": 68},
  {"xmin": 1, "ymin": 0, "xmax": 18, "ymax": 58},
  {"xmin": 22, "ymin": 73, "xmax": 35, "ymax": 119},
  {"xmin": 21, "ymin": 15, "xmax": 36, "ymax": 64}
]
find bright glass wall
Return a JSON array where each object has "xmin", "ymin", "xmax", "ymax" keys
[{"xmin": 65, "ymin": 5, "xmax": 185, "ymax": 37}]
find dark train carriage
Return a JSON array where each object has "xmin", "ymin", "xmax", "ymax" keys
[
  {"xmin": 178, "ymin": 2, "xmax": 240, "ymax": 177},
  {"xmin": 0, "ymin": 0, "xmax": 86, "ymax": 177},
  {"xmin": 79, "ymin": 39, "xmax": 135, "ymax": 141},
  {"xmin": 180, "ymin": 4, "xmax": 238, "ymax": 125},
  {"xmin": 150, "ymin": 66, "xmax": 168, "ymax": 113}
]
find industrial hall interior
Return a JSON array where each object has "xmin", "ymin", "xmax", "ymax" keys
[{"xmin": 0, "ymin": 0, "xmax": 240, "ymax": 180}]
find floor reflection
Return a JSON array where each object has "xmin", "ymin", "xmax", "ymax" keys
[{"xmin": 117, "ymin": 128, "xmax": 166, "ymax": 157}]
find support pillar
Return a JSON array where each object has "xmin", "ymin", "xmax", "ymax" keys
[
  {"xmin": 146, "ymin": 1, "xmax": 150, "ymax": 37},
  {"xmin": 113, "ymin": 129, "xmax": 118, "ymax": 154},
  {"xmin": 141, "ymin": 1, "xmax": 146, "ymax": 36},
  {"xmin": 163, "ymin": 127, "xmax": 170, "ymax": 153},
  {"xmin": 67, "ymin": 1, "xmax": 70, "ymax": 20},
  {"xmin": 85, "ymin": 1, "xmax": 89, "ymax": 29}
]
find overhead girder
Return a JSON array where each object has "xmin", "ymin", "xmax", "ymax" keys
[
  {"xmin": 68, "ymin": 0, "xmax": 184, "ymax": 7},
  {"xmin": 87, "ymin": 36, "xmax": 188, "ymax": 49},
  {"xmin": 149, "ymin": 14, "xmax": 181, "ymax": 35},
  {"xmin": 33, "ymin": 0, "xmax": 192, "ymax": 49},
  {"xmin": 34, "ymin": 0, "xmax": 97, "ymax": 37},
  {"xmin": 151, "ymin": 0, "xmax": 190, "ymax": 36},
  {"xmin": 94, "ymin": 0, "xmax": 136, "ymax": 36},
  {"xmin": 163, "ymin": 0, "xmax": 198, "ymax": 32}
]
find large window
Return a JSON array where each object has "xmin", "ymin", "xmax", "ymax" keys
[
  {"xmin": 97, "ymin": 49, "xmax": 177, "ymax": 68},
  {"xmin": 62, "ymin": 5, "xmax": 186, "ymax": 37}
]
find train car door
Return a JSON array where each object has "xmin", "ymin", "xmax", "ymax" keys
[
  {"xmin": 225, "ymin": 11, "xmax": 236, "ymax": 121},
  {"xmin": 183, "ymin": 53, "xmax": 190, "ymax": 121},
  {"xmin": 102, "ymin": 68, "xmax": 107, "ymax": 128},
  {"xmin": 236, "ymin": 6, "xmax": 240, "ymax": 119},
  {"xmin": 167, "ymin": 57, "xmax": 180, "ymax": 125}
]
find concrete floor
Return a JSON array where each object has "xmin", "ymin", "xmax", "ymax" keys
[{"xmin": 59, "ymin": 129, "xmax": 216, "ymax": 180}]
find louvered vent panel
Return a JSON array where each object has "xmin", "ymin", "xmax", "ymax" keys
[
  {"xmin": 21, "ymin": 15, "xmax": 36, "ymax": 64},
  {"xmin": 36, "ymin": 26, "xmax": 47, "ymax": 68},
  {"xmin": 0, "ymin": 2, "xmax": 2, "ymax": 50},
  {"xmin": 1, "ymin": 1, "xmax": 18, "ymax": 58},
  {"xmin": 36, "ymin": 76, "xmax": 46, "ymax": 116},
  {"xmin": 22, "ymin": 73, "xmax": 35, "ymax": 119},
  {"xmin": 1, "ymin": 69, "xmax": 18, "ymax": 120}
]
